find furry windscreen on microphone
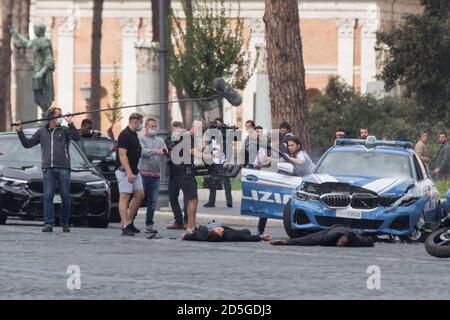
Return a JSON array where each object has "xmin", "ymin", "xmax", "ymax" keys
[{"xmin": 213, "ymin": 78, "xmax": 243, "ymax": 106}]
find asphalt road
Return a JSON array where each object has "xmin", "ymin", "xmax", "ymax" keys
[{"xmin": 0, "ymin": 214, "xmax": 449, "ymax": 300}]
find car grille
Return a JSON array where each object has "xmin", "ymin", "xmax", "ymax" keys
[
  {"xmin": 28, "ymin": 181, "xmax": 85, "ymax": 194},
  {"xmin": 316, "ymin": 216, "xmax": 384, "ymax": 229},
  {"xmin": 320, "ymin": 194, "xmax": 351, "ymax": 207},
  {"xmin": 320, "ymin": 194, "xmax": 400, "ymax": 209},
  {"xmin": 351, "ymin": 196, "xmax": 378, "ymax": 209}
]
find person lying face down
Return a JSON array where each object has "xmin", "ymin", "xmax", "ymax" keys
[
  {"xmin": 180, "ymin": 224, "xmax": 272, "ymax": 242},
  {"xmin": 270, "ymin": 225, "xmax": 374, "ymax": 247}
]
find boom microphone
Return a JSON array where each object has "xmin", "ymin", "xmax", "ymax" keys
[{"xmin": 213, "ymin": 78, "xmax": 243, "ymax": 107}]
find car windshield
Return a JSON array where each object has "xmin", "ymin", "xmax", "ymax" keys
[
  {"xmin": 0, "ymin": 135, "xmax": 90, "ymax": 169},
  {"xmin": 316, "ymin": 150, "xmax": 412, "ymax": 178},
  {"xmin": 80, "ymin": 138, "xmax": 116, "ymax": 162}
]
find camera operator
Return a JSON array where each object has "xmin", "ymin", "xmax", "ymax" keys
[
  {"xmin": 165, "ymin": 121, "xmax": 189, "ymax": 230},
  {"xmin": 168, "ymin": 120, "xmax": 210, "ymax": 233},
  {"xmin": 204, "ymin": 118, "xmax": 233, "ymax": 208}
]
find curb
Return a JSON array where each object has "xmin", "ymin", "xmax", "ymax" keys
[{"xmin": 137, "ymin": 210, "xmax": 283, "ymax": 228}]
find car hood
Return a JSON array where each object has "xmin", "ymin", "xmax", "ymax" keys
[
  {"xmin": 303, "ymin": 173, "xmax": 416, "ymax": 196},
  {"xmin": 0, "ymin": 165, "xmax": 104, "ymax": 183}
]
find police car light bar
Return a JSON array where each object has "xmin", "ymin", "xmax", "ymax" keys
[{"xmin": 335, "ymin": 136, "xmax": 412, "ymax": 148}]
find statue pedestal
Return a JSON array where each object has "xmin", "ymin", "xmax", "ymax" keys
[{"xmin": 14, "ymin": 69, "xmax": 39, "ymax": 128}]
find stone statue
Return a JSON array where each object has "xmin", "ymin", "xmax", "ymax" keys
[{"xmin": 10, "ymin": 23, "xmax": 55, "ymax": 114}]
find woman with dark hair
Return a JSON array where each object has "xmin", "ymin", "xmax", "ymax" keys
[{"xmin": 280, "ymin": 136, "xmax": 315, "ymax": 176}]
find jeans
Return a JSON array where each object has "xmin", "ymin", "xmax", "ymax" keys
[
  {"xmin": 208, "ymin": 176, "xmax": 232, "ymax": 205},
  {"xmin": 168, "ymin": 175, "xmax": 189, "ymax": 225},
  {"xmin": 43, "ymin": 168, "xmax": 71, "ymax": 226},
  {"xmin": 142, "ymin": 176, "xmax": 160, "ymax": 226}
]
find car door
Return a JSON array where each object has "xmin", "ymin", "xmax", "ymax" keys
[
  {"xmin": 412, "ymin": 153, "xmax": 439, "ymax": 223},
  {"xmin": 241, "ymin": 160, "xmax": 302, "ymax": 220}
]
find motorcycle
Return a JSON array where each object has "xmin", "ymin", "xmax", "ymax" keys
[{"xmin": 425, "ymin": 204, "xmax": 450, "ymax": 258}]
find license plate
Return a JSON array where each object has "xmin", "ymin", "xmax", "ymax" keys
[
  {"xmin": 336, "ymin": 209, "xmax": 362, "ymax": 219},
  {"xmin": 53, "ymin": 194, "xmax": 62, "ymax": 204}
]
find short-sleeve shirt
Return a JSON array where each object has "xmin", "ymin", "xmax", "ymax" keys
[{"xmin": 116, "ymin": 126, "xmax": 142, "ymax": 175}]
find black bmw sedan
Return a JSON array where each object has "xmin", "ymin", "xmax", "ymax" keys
[{"xmin": 0, "ymin": 130, "xmax": 111, "ymax": 228}]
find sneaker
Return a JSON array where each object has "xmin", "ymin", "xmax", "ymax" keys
[
  {"xmin": 42, "ymin": 224, "xmax": 53, "ymax": 233},
  {"xmin": 167, "ymin": 223, "xmax": 184, "ymax": 230},
  {"xmin": 144, "ymin": 225, "xmax": 158, "ymax": 234},
  {"xmin": 128, "ymin": 223, "xmax": 141, "ymax": 234},
  {"xmin": 121, "ymin": 225, "xmax": 135, "ymax": 236},
  {"xmin": 62, "ymin": 225, "xmax": 70, "ymax": 233},
  {"xmin": 203, "ymin": 203, "xmax": 215, "ymax": 208}
]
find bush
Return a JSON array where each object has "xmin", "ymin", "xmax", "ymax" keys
[{"xmin": 308, "ymin": 77, "xmax": 447, "ymax": 159}]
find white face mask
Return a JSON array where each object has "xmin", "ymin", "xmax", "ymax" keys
[
  {"xmin": 136, "ymin": 124, "xmax": 144, "ymax": 132},
  {"xmin": 147, "ymin": 129, "xmax": 158, "ymax": 136},
  {"xmin": 55, "ymin": 118, "xmax": 63, "ymax": 126}
]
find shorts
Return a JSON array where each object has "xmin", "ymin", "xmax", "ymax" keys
[
  {"xmin": 115, "ymin": 170, "xmax": 144, "ymax": 194},
  {"xmin": 173, "ymin": 175, "xmax": 198, "ymax": 200}
]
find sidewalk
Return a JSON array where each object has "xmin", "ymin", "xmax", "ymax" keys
[{"xmin": 137, "ymin": 189, "xmax": 283, "ymax": 228}]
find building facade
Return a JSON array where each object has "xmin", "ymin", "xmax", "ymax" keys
[{"xmin": 13, "ymin": 0, "xmax": 423, "ymax": 134}]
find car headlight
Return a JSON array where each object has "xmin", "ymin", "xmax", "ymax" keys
[
  {"xmin": 0, "ymin": 177, "xmax": 28, "ymax": 189},
  {"xmin": 86, "ymin": 180, "xmax": 109, "ymax": 192}
]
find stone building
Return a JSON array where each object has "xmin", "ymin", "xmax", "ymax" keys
[{"xmin": 10, "ymin": 0, "xmax": 423, "ymax": 134}]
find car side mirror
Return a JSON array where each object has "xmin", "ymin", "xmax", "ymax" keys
[{"xmin": 278, "ymin": 162, "xmax": 294, "ymax": 174}]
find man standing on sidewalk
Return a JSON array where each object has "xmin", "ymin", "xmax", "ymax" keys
[
  {"xmin": 16, "ymin": 107, "xmax": 80, "ymax": 233},
  {"xmin": 139, "ymin": 118, "xmax": 166, "ymax": 234},
  {"xmin": 115, "ymin": 113, "xmax": 145, "ymax": 236}
]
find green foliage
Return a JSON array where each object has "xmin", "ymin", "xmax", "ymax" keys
[
  {"xmin": 309, "ymin": 77, "xmax": 447, "ymax": 158},
  {"xmin": 169, "ymin": 0, "xmax": 259, "ymax": 112},
  {"xmin": 376, "ymin": 1, "xmax": 450, "ymax": 124}
]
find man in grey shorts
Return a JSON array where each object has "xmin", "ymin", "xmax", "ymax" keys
[{"xmin": 115, "ymin": 113, "xmax": 145, "ymax": 236}]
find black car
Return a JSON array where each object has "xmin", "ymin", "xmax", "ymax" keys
[
  {"xmin": 0, "ymin": 130, "xmax": 111, "ymax": 228},
  {"xmin": 78, "ymin": 136, "xmax": 120, "ymax": 222}
]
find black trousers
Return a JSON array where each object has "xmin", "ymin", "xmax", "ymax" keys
[{"xmin": 168, "ymin": 174, "xmax": 189, "ymax": 225}]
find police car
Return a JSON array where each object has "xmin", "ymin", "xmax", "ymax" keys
[{"xmin": 241, "ymin": 136, "xmax": 441, "ymax": 242}]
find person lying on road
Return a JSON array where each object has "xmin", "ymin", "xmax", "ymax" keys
[
  {"xmin": 180, "ymin": 223, "xmax": 272, "ymax": 242},
  {"xmin": 270, "ymin": 225, "xmax": 374, "ymax": 247}
]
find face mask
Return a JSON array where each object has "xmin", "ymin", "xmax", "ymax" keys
[
  {"xmin": 136, "ymin": 124, "xmax": 144, "ymax": 132},
  {"xmin": 148, "ymin": 129, "xmax": 158, "ymax": 136},
  {"xmin": 55, "ymin": 118, "xmax": 63, "ymax": 126}
]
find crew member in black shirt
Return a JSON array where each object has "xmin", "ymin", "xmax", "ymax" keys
[{"xmin": 115, "ymin": 113, "xmax": 145, "ymax": 236}]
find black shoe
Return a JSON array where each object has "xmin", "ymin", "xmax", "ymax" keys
[
  {"xmin": 42, "ymin": 225, "xmax": 53, "ymax": 233},
  {"xmin": 227, "ymin": 203, "xmax": 233, "ymax": 208},
  {"xmin": 121, "ymin": 225, "xmax": 135, "ymax": 236},
  {"xmin": 203, "ymin": 203, "xmax": 215, "ymax": 208},
  {"xmin": 128, "ymin": 223, "xmax": 141, "ymax": 234},
  {"xmin": 62, "ymin": 225, "xmax": 70, "ymax": 233}
]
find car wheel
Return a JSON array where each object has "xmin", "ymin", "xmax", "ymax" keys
[
  {"xmin": 109, "ymin": 207, "xmax": 121, "ymax": 223},
  {"xmin": 0, "ymin": 209, "xmax": 7, "ymax": 225},
  {"xmin": 88, "ymin": 216, "xmax": 109, "ymax": 229},
  {"xmin": 400, "ymin": 228, "xmax": 426, "ymax": 243},
  {"xmin": 283, "ymin": 200, "xmax": 307, "ymax": 239},
  {"xmin": 425, "ymin": 227, "xmax": 450, "ymax": 258}
]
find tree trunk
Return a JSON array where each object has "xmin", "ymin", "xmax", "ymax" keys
[
  {"xmin": 263, "ymin": 0, "xmax": 309, "ymax": 151},
  {"xmin": 0, "ymin": 0, "xmax": 13, "ymax": 132},
  {"xmin": 90, "ymin": 0, "xmax": 103, "ymax": 129}
]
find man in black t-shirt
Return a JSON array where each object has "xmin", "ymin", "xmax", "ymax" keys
[{"xmin": 115, "ymin": 113, "xmax": 145, "ymax": 236}]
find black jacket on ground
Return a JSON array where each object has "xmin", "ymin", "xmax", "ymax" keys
[
  {"xmin": 183, "ymin": 225, "xmax": 262, "ymax": 242},
  {"xmin": 287, "ymin": 226, "xmax": 374, "ymax": 247}
]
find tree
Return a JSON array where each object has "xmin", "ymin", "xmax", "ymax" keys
[
  {"xmin": 376, "ymin": 1, "xmax": 450, "ymax": 125},
  {"xmin": 263, "ymin": 0, "xmax": 309, "ymax": 151},
  {"xmin": 90, "ymin": 0, "xmax": 103, "ymax": 128},
  {"xmin": 0, "ymin": 0, "xmax": 13, "ymax": 132},
  {"xmin": 169, "ymin": 0, "xmax": 258, "ymax": 123},
  {"xmin": 105, "ymin": 63, "xmax": 122, "ymax": 141}
]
